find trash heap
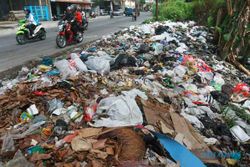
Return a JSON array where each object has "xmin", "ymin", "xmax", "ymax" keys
[{"xmin": 0, "ymin": 21, "xmax": 249, "ymax": 167}]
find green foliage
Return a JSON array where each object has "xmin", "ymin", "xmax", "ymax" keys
[
  {"xmin": 153, "ymin": 0, "xmax": 194, "ymax": 21},
  {"xmin": 140, "ymin": 0, "xmax": 146, "ymax": 4},
  {"xmin": 143, "ymin": 18, "xmax": 155, "ymax": 24}
]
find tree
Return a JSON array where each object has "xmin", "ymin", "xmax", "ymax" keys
[{"xmin": 140, "ymin": 0, "xmax": 145, "ymax": 4}]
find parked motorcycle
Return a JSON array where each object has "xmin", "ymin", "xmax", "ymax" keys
[
  {"xmin": 16, "ymin": 19, "xmax": 46, "ymax": 45},
  {"xmin": 56, "ymin": 20, "xmax": 83, "ymax": 48},
  {"xmin": 90, "ymin": 11, "xmax": 96, "ymax": 18}
]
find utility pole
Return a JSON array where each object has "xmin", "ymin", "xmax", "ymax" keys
[
  {"xmin": 110, "ymin": 0, "xmax": 113, "ymax": 18},
  {"xmin": 46, "ymin": 0, "xmax": 52, "ymax": 20},
  {"xmin": 155, "ymin": 0, "xmax": 158, "ymax": 21},
  {"xmin": 8, "ymin": 0, "xmax": 13, "ymax": 11}
]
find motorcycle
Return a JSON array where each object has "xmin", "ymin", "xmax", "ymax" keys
[
  {"xmin": 56, "ymin": 20, "xmax": 83, "ymax": 48},
  {"xmin": 90, "ymin": 11, "xmax": 96, "ymax": 18},
  {"xmin": 16, "ymin": 19, "xmax": 46, "ymax": 45},
  {"xmin": 132, "ymin": 12, "xmax": 137, "ymax": 21}
]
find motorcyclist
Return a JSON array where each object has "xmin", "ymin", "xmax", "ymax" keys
[
  {"xmin": 62, "ymin": 5, "xmax": 76, "ymax": 42},
  {"xmin": 75, "ymin": 5, "xmax": 83, "ymax": 31},
  {"xmin": 63, "ymin": 5, "xmax": 75, "ymax": 22},
  {"xmin": 24, "ymin": 9, "xmax": 37, "ymax": 37},
  {"xmin": 82, "ymin": 10, "xmax": 88, "ymax": 30},
  {"xmin": 132, "ymin": 9, "xmax": 137, "ymax": 21}
]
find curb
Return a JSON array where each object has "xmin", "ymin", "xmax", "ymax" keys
[{"xmin": 0, "ymin": 39, "xmax": 96, "ymax": 80}]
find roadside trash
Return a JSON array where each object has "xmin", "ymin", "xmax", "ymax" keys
[
  {"xmin": 27, "ymin": 146, "xmax": 45, "ymax": 155},
  {"xmin": 1, "ymin": 133, "xmax": 15, "ymax": 153},
  {"xmin": 41, "ymin": 57, "xmax": 53, "ymax": 66},
  {"xmin": 27, "ymin": 104, "xmax": 39, "ymax": 116},
  {"xmin": 38, "ymin": 65, "xmax": 51, "ymax": 72},
  {"xmin": 71, "ymin": 136, "xmax": 92, "ymax": 152},
  {"xmin": 154, "ymin": 132, "xmax": 206, "ymax": 167},
  {"xmin": 84, "ymin": 103, "xmax": 98, "ymax": 122},
  {"xmin": 46, "ymin": 69, "xmax": 60, "ymax": 76},
  {"xmin": 70, "ymin": 53, "xmax": 88, "ymax": 72},
  {"xmin": 230, "ymin": 125, "xmax": 250, "ymax": 142},
  {"xmin": 85, "ymin": 57, "xmax": 110, "ymax": 75},
  {"xmin": 91, "ymin": 95, "xmax": 143, "ymax": 127},
  {"xmin": 111, "ymin": 54, "xmax": 137, "ymax": 70},
  {"xmin": 242, "ymin": 100, "xmax": 250, "ymax": 109},
  {"xmin": 5, "ymin": 150, "xmax": 34, "ymax": 167},
  {"xmin": 55, "ymin": 59, "xmax": 77, "ymax": 79},
  {"xmin": 48, "ymin": 98, "xmax": 64, "ymax": 113},
  {"xmin": 204, "ymin": 137, "xmax": 218, "ymax": 145},
  {"xmin": 0, "ymin": 20, "xmax": 249, "ymax": 166},
  {"xmin": 54, "ymin": 119, "xmax": 68, "ymax": 136}
]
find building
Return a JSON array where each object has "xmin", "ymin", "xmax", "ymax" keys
[
  {"xmin": 0, "ymin": 0, "xmax": 92, "ymax": 21},
  {"xmin": 50, "ymin": 0, "xmax": 92, "ymax": 17},
  {"xmin": 0, "ymin": 0, "xmax": 51, "ymax": 20}
]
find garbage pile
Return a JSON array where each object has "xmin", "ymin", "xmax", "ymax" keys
[{"xmin": 0, "ymin": 21, "xmax": 249, "ymax": 167}]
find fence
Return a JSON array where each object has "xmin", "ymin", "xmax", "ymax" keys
[{"xmin": 24, "ymin": 6, "xmax": 51, "ymax": 21}]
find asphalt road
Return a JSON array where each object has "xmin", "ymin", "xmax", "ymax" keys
[{"xmin": 0, "ymin": 13, "xmax": 151, "ymax": 72}]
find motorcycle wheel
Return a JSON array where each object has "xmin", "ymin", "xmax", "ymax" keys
[
  {"xmin": 39, "ymin": 30, "xmax": 46, "ymax": 40},
  {"xmin": 76, "ymin": 32, "xmax": 83, "ymax": 43},
  {"xmin": 16, "ymin": 34, "xmax": 26, "ymax": 45},
  {"xmin": 56, "ymin": 35, "xmax": 66, "ymax": 48},
  {"xmin": 85, "ymin": 23, "xmax": 88, "ymax": 30}
]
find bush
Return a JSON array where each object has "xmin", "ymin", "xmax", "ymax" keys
[
  {"xmin": 153, "ymin": 0, "xmax": 226, "ymax": 26},
  {"xmin": 153, "ymin": 0, "xmax": 194, "ymax": 21}
]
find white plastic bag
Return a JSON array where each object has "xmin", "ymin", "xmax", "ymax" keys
[
  {"xmin": 85, "ymin": 57, "xmax": 110, "ymax": 75},
  {"xmin": 91, "ymin": 95, "xmax": 143, "ymax": 127},
  {"xmin": 122, "ymin": 89, "xmax": 148, "ymax": 100},
  {"xmin": 55, "ymin": 59, "xmax": 77, "ymax": 79},
  {"xmin": 181, "ymin": 112, "xmax": 204, "ymax": 129},
  {"xmin": 140, "ymin": 24, "xmax": 152, "ymax": 35},
  {"xmin": 70, "ymin": 53, "xmax": 88, "ymax": 72},
  {"xmin": 173, "ymin": 65, "xmax": 187, "ymax": 78},
  {"xmin": 230, "ymin": 125, "xmax": 250, "ymax": 142}
]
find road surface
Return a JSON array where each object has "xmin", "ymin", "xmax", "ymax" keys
[{"xmin": 0, "ymin": 13, "xmax": 151, "ymax": 72}]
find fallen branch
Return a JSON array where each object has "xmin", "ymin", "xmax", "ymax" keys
[{"xmin": 228, "ymin": 54, "xmax": 250, "ymax": 76}]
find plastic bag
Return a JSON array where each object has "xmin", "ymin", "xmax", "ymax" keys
[
  {"xmin": 152, "ymin": 43, "xmax": 163, "ymax": 55},
  {"xmin": 55, "ymin": 59, "xmax": 77, "ymax": 79},
  {"xmin": 121, "ymin": 89, "xmax": 148, "ymax": 100},
  {"xmin": 173, "ymin": 65, "xmax": 187, "ymax": 78},
  {"xmin": 85, "ymin": 56, "xmax": 110, "ymax": 75},
  {"xmin": 91, "ymin": 95, "xmax": 143, "ymax": 127},
  {"xmin": 230, "ymin": 125, "xmax": 250, "ymax": 142},
  {"xmin": 175, "ymin": 43, "xmax": 188, "ymax": 54},
  {"xmin": 211, "ymin": 73, "xmax": 225, "ymax": 91},
  {"xmin": 5, "ymin": 150, "xmax": 34, "ymax": 167},
  {"xmin": 48, "ymin": 98, "xmax": 64, "ymax": 113},
  {"xmin": 232, "ymin": 83, "xmax": 250, "ymax": 97},
  {"xmin": 181, "ymin": 112, "xmax": 204, "ymax": 129},
  {"xmin": 1, "ymin": 133, "xmax": 15, "ymax": 153},
  {"xmin": 70, "ymin": 53, "xmax": 88, "ymax": 72},
  {"xmin": 140, "ymin": 24, "xmax": 153, "ymax": 35},
  {"xmin": 11, "ymin": 121, "xmax": 46, "ymax": 139}
]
